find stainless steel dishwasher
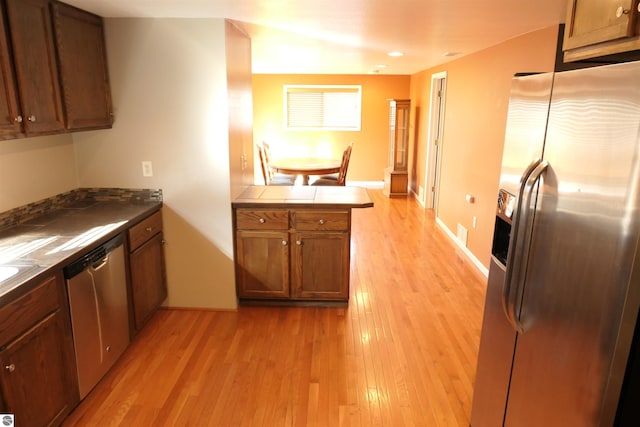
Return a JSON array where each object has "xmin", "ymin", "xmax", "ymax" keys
[{"xmin": 64, "ymin": 234, "xmax": 130, "ymax": 399}]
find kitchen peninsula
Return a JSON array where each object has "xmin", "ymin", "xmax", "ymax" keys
[{"xmin": 232, "ymin": 185, "xmax": 373, "ymax": 305}]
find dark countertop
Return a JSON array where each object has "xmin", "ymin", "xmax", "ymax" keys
[
  {"xmin": 232, "ymin": 185, "xmax": 374, "ymax": 209},
  {"xmin": 0, "ymin": 200, "xmax": 162, "ymax": 303}
]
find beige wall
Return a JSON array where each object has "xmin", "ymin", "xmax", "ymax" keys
[
  {"xmin": 72, "ymin": 18, "xmax": 246, "ymax": 310},
  {"xmin": 252, "ymin": 74, "xmax": 410, "ymax": 182},
  {"xmin": 0, "ymin": 134, "xmax": 77, "ymax": 212},
  {"xmin": 226, "ymin": 21, "xmax": 255, "ymax": 199},
  {"xmin": 409, "ymin": 26, "xmax": 559, "ymax": 270}
]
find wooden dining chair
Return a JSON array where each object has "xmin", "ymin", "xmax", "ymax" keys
[
  {"xmin": 312, "ymin": 143, "xmax": 353, "ymax": 186},
  {"xmin": 257, "ymin": 142, "xmax": 295, "ymax": 185}
]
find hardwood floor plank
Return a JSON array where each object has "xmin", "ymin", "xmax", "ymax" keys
[{"xmin": 63, "ymin": 190, "xmax": 486, "ymax": 426}]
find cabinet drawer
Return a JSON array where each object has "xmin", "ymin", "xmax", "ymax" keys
[
  {"xmin": 236, "ymin": 209, "xmax": 289, "ymax": 230},
  {"xmin": 294, "ymin": 210, "xmax": 349, "ymax": 231},
  {"xmin": 128, "ymin": 210, "xmax": 163, "ymax": 251},
  {"xmin": 0, "ymin": 275, "xmax": 59, "ymax": 345}
]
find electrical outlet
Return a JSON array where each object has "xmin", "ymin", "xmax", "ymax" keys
[{"xmin": 142, "ymin": 161, "xmax": 153, "ymax": 177}]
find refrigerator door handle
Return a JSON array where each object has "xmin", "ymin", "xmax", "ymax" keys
[
  {"xmin": 502, "ymin": 159, "xmax": 540, "ymax": 321},
  {"xmin": 502, "ymin": 160, "xmax": 548, "ymax": 333}
]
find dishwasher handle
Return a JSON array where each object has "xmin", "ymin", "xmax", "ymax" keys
[{"xmin": 64, "ymin": 234, "xmax": 123, "ymax": 279}]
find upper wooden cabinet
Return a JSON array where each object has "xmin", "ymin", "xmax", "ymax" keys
[
  {"xmin": 563, "ymin": 0, "xmax": 640, "ymax": 61},
  {"xmin": 0, "ymin": 3, "xmax": 21, "ymax": 137},
  {"xmin": 0, "ymin": 0, "xmax": 112, "ymax": 140},
  {"xmin": 52, "ymin": 1, "xmax": 113, "ymax": 130},
  {"xmin": 4, "ymin": 0, "xmax": 65, "ymax": 135}
]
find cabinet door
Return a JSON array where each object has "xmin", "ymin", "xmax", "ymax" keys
[
  {"xmin": 0, "ymin": 2, "xmax": 21, "ymax": 137},
  {"xmin": 0, "ymin": 311, "xmax": 76, "ymax": 427},
  {"xmin": 130, "ymin": 232, "xmax": 167, "ymax": 332},
  {"xmin": 236, "ymin": 230, "xmax": 290, "ymax": 299},
  {"xmin": 5, "ymin": 0, "xmax": 65, "ymax": 134},
  {"xmin": 52, "ymin": 2, "xmax": 113, "ymax": 130},
  {"xmin": 564, "ymin": 0, "xmax": 637, "ymax": 50},
  {"xmin": 292, "ymin": 231, "xmax": 349, "ymax": 300}
]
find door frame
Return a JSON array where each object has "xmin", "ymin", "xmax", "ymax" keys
[{"xmin": 422, "ymin": 71, "xmax": 447, "ymax": 212}]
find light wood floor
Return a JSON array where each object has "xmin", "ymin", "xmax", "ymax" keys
[{"xmin": 63, "ymin": 190, "xmax": 487, "ymax": 427}]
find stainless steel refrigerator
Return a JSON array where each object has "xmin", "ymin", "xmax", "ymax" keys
[{"xmin": 471, "ymin": 60, "xmax": 640, "ymax": 426}]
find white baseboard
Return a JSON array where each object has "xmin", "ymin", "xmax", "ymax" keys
[
  {"xmin": 435, "ymin": 217, "xmax": 489, "ymax": 278},
  {"xmin": 346, "ymin": 180, "xmax": 384, "ymax": 189}
]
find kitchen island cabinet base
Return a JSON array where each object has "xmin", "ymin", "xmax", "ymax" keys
[{"xmin": 232, "ymin": 186, "xmax": 373, "ymax": 306}]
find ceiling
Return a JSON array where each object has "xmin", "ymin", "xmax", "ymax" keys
[{"xmin": 63, "ymin": 0, "xmax": 568, "ymax": 75}]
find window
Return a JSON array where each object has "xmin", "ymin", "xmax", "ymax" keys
[{"xmin": 284, "ymin": 85, "xmax": 362, "ymax": 131}]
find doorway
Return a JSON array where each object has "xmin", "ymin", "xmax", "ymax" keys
[{"xmin": 423, "ymin": 72, "xmax": 447, "ymax": 212}]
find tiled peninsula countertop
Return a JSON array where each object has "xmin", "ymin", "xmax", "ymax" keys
[
  {"xmin": 0, "ymin": 188, "xmax": 162, "ymax": 302},
  {"xmin": 232, "ymin": 185, "xmax": 374, "ymax": 208}
]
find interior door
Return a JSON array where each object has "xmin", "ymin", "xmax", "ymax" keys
[{"xmin": 424, "ymin": 73, "xmax": 446, "ymax": 211}]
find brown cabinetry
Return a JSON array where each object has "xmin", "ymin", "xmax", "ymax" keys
[
  {"xmin": 234, "ymin": 208, "xmax": 350, "ymax": 302},
  {"xmin": 563, "ymin": 0, "xmax": 640, "ymax": 61},
  {"xmin": 127, "ymin": 210, "xmax": 167, "ymax": 333},
  {"xmin": 0, "ymin": 0, "xmax": 112, "ymax": 140},
  {"xmin": 4, "ymin": 0, "xmax": 65, "ymax": 135},
  {"xmin": 52, "ymin": 1, "xmax": 113, "ymax": 130},
  {"xmin": 383, "ymin": 99, "xmax": 410, "ymax": 197},
  {"xmin": 0, "ymin": 273, "xmax": 78, "ymax": 426}
]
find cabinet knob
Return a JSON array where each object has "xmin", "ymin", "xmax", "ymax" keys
[
  {"xmin": 27, "ymin": 115, "xmax": 36, "ymax": 122},
  {"xmin": 145, "ymin": 227, "xmax": 153, "ymax": 232},
  {"xmin": 259, "ymin": 218, "xmax": 265, "ymax": 224},
  {"xmin": 4, "ymin": 364, "xmax": 15, "ymax": 373},
  {"xmin": 14, "ymin": 115, "xmax": 22, "ymax": 123},
  {"xmin": 319, "ymin": 219, "xmax": 325, "ymax": 225},
  {"xmin": 616, "ymin": 5, "xmax": 630, "ymax": 17},
  {"xmin": 296, "ymin": 240, "xmax": 302, "ymax": 246},
  {"xmin": 281, "ymin": 240, "xmax": 287, "ymax": 246}
]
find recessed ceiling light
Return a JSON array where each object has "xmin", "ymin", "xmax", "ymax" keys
[{"xmin": 387, "ymin": 51, "xmax": 404, "ymax": 57}]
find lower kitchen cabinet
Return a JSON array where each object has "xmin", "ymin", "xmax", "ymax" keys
[
  {"xmin": 127, "ymin": 210, "xmax": 167, "ymax": 333},
  {"xmin": 236, "ymin": 230, "xmax": 290, "ymax": 299},
  {"xmin": 234, "ymin": 208, "xmax": 351, "ymax": 303},
  {"xmin": 293, "ymin": 231, "xmax": 349, "ymax": 300},
  {"xmin": 0, "ymin": 273, "xmax": 78, "ymax": 427}
]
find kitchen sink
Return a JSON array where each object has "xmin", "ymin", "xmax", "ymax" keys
[{"xmin": 0, "ymin": 264, "xmax": 44, "ymax": 295}]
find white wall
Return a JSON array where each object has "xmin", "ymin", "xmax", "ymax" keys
[{"xmin": 73, "ymin": 18, "xmax": 238, "ymax": 309}]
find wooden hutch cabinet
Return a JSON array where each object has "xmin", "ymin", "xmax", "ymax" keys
[{"xmin": 383, "ymin": 99, "xmax": 410, "ymax": 197}]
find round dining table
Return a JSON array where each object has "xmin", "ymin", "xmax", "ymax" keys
[{"xmin": 269, "ymin": 157, "xmax": 341, "ymax": 185}]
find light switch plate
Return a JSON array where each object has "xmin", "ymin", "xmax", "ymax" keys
[{"xmin": 142, "ymin": 161, "xmax": 153, "ymax": 177}]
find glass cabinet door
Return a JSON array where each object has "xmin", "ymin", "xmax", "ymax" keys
[{"xmin": 389, "ymin": 99, "xmax": 410, "ymax": 171}]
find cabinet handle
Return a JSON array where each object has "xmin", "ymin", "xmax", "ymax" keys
[
  {"xmin": 27, "ymin": 115, "xmax": 36, "ymax": 122},
  {"xmin": 638, "ymin": 2, "xmax": 640, "ymax": 12},
  {"xmin": 616, "ymin": 6, "xmax": 630, "ymax": 17},
  {"xmin": 259, "ymin": 218, "xmax": 265, "ymax": 224},
  {"xmin": 319, "ymin": 219, "xmax": 325, "ymax": 225},
  {"xmin": 281, "ymin": 240, "xmax": 287, "ymax": 246},
  {"xmin": 145, "ymin": 227, "xmax": 153, "ymax": 232},
  {"xmin": 5, "ymin": 364, "xmax": 15, "ymax": 373},
  {"xmin": 14, "ymin": 115, "xmax": 22, "ymax": 123},
  {"xmin": 296, "ymin": 240, "xmax": 302, "ymax": 245}
]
